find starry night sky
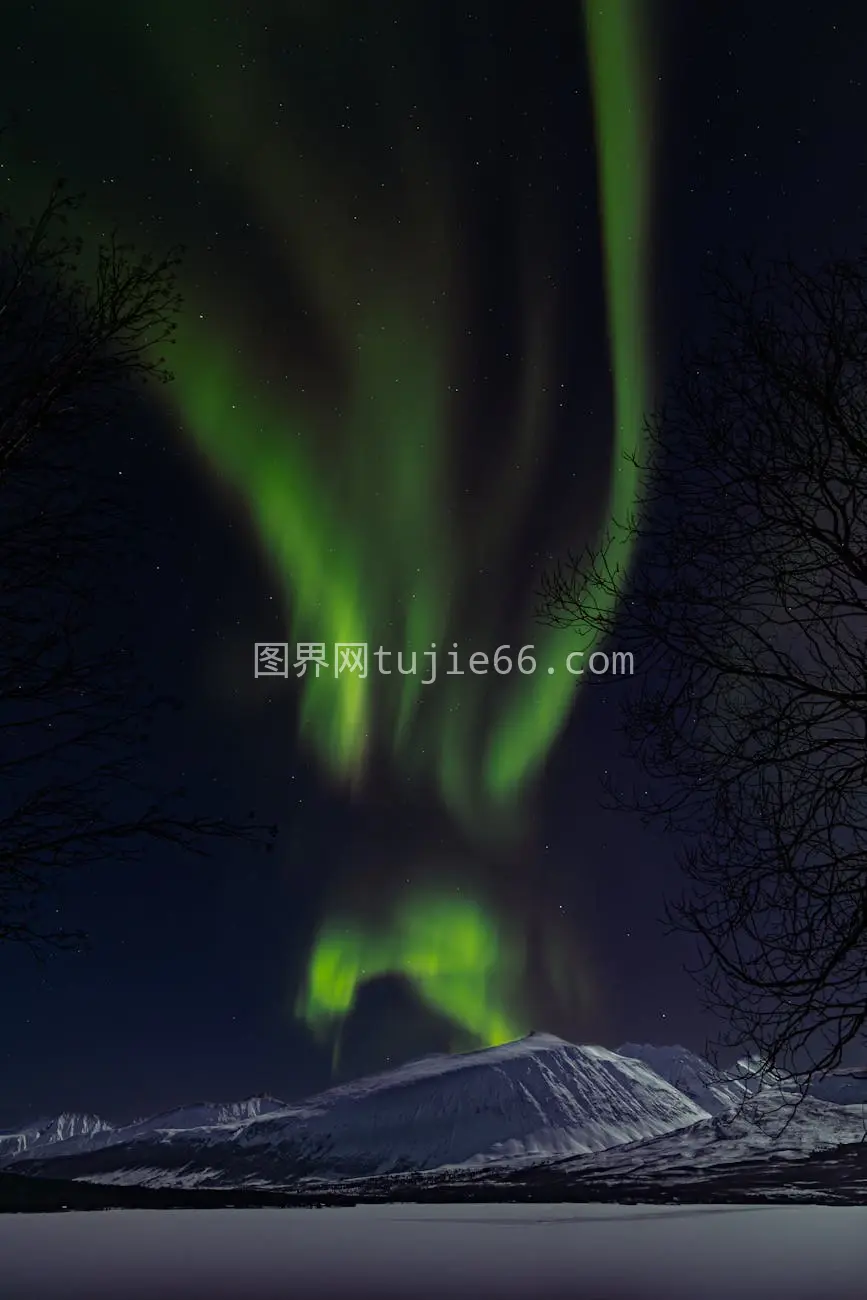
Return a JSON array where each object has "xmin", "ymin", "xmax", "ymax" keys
[{"xmin": 2, "ymin": 0, "xmax": 866, "ymax": 1126}]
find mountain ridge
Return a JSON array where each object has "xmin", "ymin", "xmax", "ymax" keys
[
  {"xmin": 6, "ymin": 1034, "xmax": 865, "ymax": 1192},
  {"xmin": 5, "ymin": 1034, "xmax": 708, "ymax": 1187}
]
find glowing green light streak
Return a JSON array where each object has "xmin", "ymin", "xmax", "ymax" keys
[
  {"xmin": 482, "ymin": 0, "xmax": 653, "ymax": 801},
  {"xmin": 584, "ymin": 0, "xmax": 653, "ymax": 528}
]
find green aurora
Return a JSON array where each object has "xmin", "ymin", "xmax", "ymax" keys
[
  {"xmin": 294, "ymin": 2, "xmax": 653, "ymax": 1052},
  {"xmin": 155, "ymin": 1, "xmax": 652, "ymax": 829},
  {"xmin": 157, "ymin": 1, "xmax": 654, "ymax": 1051},
  {"xmin": 9, "ymin": 2, "xmax": 654, "ymax": 1052},
  {"xmin": 304, "ymin": 893, "xmax": 527, "ymax": 1057}
]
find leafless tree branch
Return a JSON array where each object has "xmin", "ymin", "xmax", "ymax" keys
[
  {"xmin": 541, "ymin": 251, "xmax": 867, "ymax": 1093},
  {"xmin": 0, "ymin": 176, "xmax": 276, "ymax": 954}
]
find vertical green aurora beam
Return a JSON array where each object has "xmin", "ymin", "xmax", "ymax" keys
[{"xmin": 482, "ymin": 0, "xmax": 653, "ymax": 800}]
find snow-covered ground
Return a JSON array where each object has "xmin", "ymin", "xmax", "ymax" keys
[{"xmin": 2, "ymin": 1203, "xmax": 866, "ymax": 1300}]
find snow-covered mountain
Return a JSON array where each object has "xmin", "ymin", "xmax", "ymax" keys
[
  {"xmin": 0, "ymin": 1113, "xmax": 113, "ymax": 1163},
  {"xmin": 1, "ymin": 1095, "xmax": 289, "ymax": 1166},
  {"xmin": 95, "ymin": 1095, "xmax": 291, "ymax": 1146},
  {"xmin": 8, "ymin": 1034, "xmax": 709, "ymax": 1188},
  {"xmin": 618, "ymin": 1042, "xmax": 867, "ymax": 1111},
  {"xmin": 8, "ymin": 1036, "xmax": 866, "ymax": 1195},
  {"xmin": 355, "ymin": 1086, "xmax": 867, "ymax": 1205},
  {"xmin": 617, "ymin": 1043, "xmax": 752, "ymax": 1116},
  {"xmin": 124, "ymin": 1097, "xmax": 291, "ymax": 1133}
]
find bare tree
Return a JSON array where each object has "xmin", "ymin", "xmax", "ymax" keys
[
  {"xmin": 0, "ymin": 179, "xmax": 274, "ymax": 954},
  {"xmin": 542, "ymin": 251, "xmax": 867, "ymax": 1092}
]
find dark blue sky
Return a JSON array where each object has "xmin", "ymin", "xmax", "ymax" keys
[{"xmin": 2, "ymin": 0, "xmax": 866, "ymax": 1126}]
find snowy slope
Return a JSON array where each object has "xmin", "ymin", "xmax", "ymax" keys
[
  {"xmin": 12, "ymin": 1034, "xmax": 709, "ymax": 1188},
  {"xmin": 0, "ymin": 1113, "xmax": 113, "ymax": 1162},
  {"xmin": 106, "ymin": 1095, "xmax": 292, "ymax": 1140},
  {"xmin": 617, "ymin": 1043, "xmax": 752, "ymax": 1115},
  {"xmin": 0, "ymin": 1097, "xmax": 289, "ymax": 1167},
  {"xmin": 548, "ymin": 1089, "xmax": 867, "ymax": 1186},
  {"xmin": 240, "ymin": 1033, "xmax": 712, "ymax": 1170}
]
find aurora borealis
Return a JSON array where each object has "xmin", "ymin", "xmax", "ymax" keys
[
  {"xmin": 141, "ymin": 2, "xmax": 655, "ymax": 1049},
  {"xmin": 302, "ymin": 894, "xmax": 525, "ymax": 1056},
  {"xmin": 4, "ymin": 0, "xmax": 858, "ymax": 1122},
  {"xmin": 3, "ymin": 1, "xmax": 655, "ymax": 1071},
  {"xmin": 153, "ymin": 1, "xmax": 653, "ymax": 838}
]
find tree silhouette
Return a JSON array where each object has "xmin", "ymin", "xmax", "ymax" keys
[
  {"xmin": 0, "ymin": 178, "xmax": 275, "ymax": 954},
  {"xmin": 543, "ymin": 252, "xmax": 867, "ymax": 1091}
]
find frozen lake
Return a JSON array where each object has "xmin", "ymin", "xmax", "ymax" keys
[{"xmin": 3, "ymin": 1202, "xmax": 866, "ymax": 1300}]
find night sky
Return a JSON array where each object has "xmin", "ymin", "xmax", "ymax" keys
[{"xmin": 2, "ymin": 0, "xmax": 865, "ymax": 1127}]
